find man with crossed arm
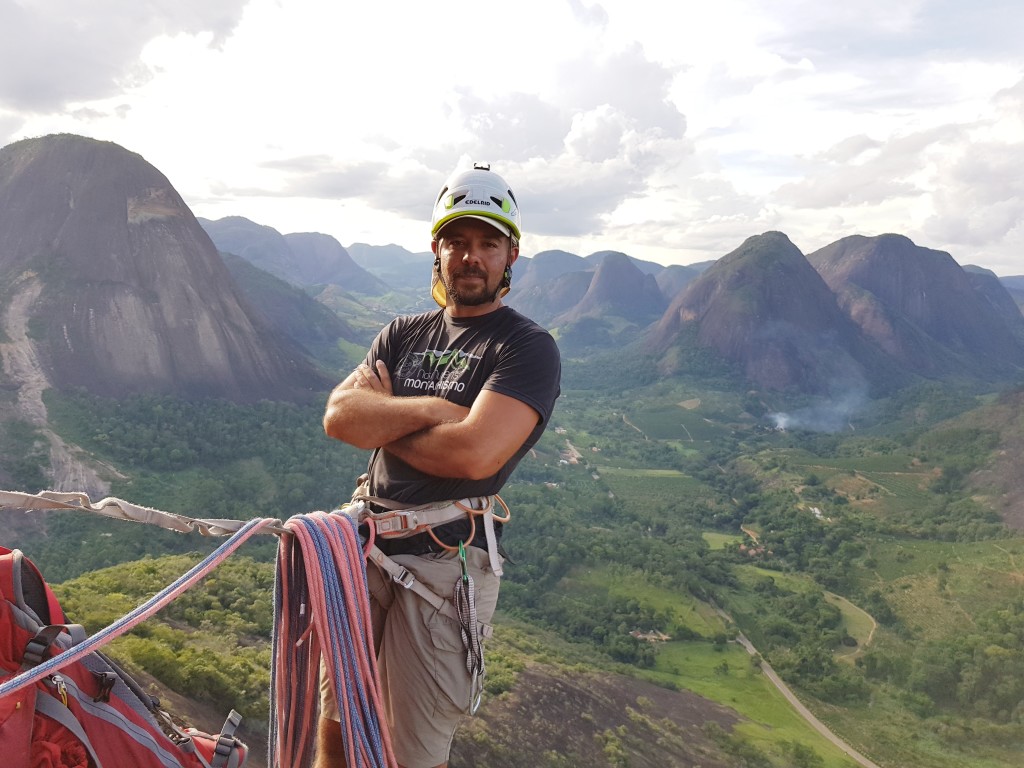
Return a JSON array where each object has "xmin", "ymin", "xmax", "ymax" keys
[{"xmin": 316, "ymin": 163, "xmax": 560, "ymax": 768}]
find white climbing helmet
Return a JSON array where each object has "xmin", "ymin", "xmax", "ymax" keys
[{"xmin": 430, "ymin": 162, "xmax": 522, "ymax": 241}]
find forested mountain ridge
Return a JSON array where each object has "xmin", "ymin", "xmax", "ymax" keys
[
  {"xmin": 198, "ymin": 216, "xmax": 390, "ymax": 295},
  {"xmin": 204, "ymin": 209, "xmax": 1024, "ymax": 391}
]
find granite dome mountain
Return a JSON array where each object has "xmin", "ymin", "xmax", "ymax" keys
[
  {"xmin": 0, "ymin": 134, "xmax": 327, "ymax": 403},
  {"xmin": 807, "ymin": 234, "xmax": 1024, "ymax": 379},
  {"xmin": 650, "ymin": 231, "xmax": 1024, "ymax": 393},
  {"xmin": 649, "ymin": 232, "xmax": 905, "ymax": 394}
]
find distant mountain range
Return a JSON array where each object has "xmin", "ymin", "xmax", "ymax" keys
[
  {"xmin": 2, "ymin": 133, "xmax": 1023, "ymax": 410},
  {"xmin": 197, "ymin": 216, "xmax": 391, "ymax": 295},
  {"xmin": 204, "ymin": 213, "xmax": 1024, "ymax": 394}
]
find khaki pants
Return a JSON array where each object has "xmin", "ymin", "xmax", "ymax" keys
[{"xmin": 320, "ymin": 546, "xmax": 500, "ymax": 768}]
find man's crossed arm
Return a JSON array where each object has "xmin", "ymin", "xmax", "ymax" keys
[{"xmin": 323, "ymin": 361, "xmax": 539, "ymax": 480}]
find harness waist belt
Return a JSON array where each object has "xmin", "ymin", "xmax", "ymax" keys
[{"xmin": 341, "ymin": 495, "xmax": 508, "ymax": 578}]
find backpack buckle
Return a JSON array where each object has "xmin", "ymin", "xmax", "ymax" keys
[{"xmin": 21, "ymin": 625, "xmax": 65, "ymax": 670}]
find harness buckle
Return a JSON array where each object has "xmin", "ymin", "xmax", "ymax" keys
[
  {"xmin": 392, "ymin": 567, "xmax": 416, "ymax": 589},
  {"xmin": 374, "ymin": 511, "xmax": 420, "ymax": 535}
]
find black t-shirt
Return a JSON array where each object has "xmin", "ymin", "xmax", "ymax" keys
[{"xmin": 364, "ymin": 306, "xmax": 561, "ymax": 512}]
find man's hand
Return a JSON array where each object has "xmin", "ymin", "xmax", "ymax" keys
[{"xmin": 339, "ymin": 361, "xmax": 393, "ymax": 394}]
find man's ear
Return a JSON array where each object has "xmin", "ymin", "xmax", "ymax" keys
[
  {"xmin": 508, "ymin": 244, "xmax": 520, "ymax": 266},
  {"xmin": 431, "ymin": 239, "xmax": 439, "ymax": 256}
]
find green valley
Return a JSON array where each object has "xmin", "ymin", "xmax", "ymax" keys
[{"xmin": 5, "ymin": 370, "xmax": 1024, "ymax": 767}]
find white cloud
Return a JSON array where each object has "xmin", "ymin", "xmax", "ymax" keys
[
  {"xmin": 0, "ymin": 0, "xmax": 248, "ymax": 111},
  {"xmin": 2, "ymin": 0, "xmax": 1023, "ymax": 276}
]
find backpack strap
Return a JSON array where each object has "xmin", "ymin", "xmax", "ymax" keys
[
  {"xmin": 0, "ymin": 547, "xmax": 66, "ymax": 626},
  {"xmin": 34, "ymin": 686, "xmax": 105, "ymax": 768},
  {"xmin": 211, "ymin": 710, "xmax": 244, "ymax": 768},
  {"xmin": 21, "ymin": 625, "xmax": 67, "ymax": 670}
]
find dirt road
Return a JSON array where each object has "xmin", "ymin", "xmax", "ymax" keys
[
  {"xmin": 711, "ymin": 597, "xmax": 883, "ymax": 768},
  {"xmin": 732, "ymin": 632, "xmax": 882, "ymax": 767}
]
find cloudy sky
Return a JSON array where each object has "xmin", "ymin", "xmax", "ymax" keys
[{"xmin": 3, "ymin": 0, "xmax": 1023, "ymax": 275}]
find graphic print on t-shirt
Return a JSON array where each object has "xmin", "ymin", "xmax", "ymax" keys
[{"xmin": 395, "ymin": 347, "xmax": 482, "ymax": 394}]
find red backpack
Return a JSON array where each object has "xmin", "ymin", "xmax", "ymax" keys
[{"xmin": 0, "ymin": 546, "xmax": 248, "ymax": 768}]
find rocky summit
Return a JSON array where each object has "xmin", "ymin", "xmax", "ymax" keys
[
  {"xmin": 650, "ymin": 231, "xmax": 902, "ymax": 395},
  {"xmin": 0, "ymin": 134, "xmax": 327, "ymax": 403}
]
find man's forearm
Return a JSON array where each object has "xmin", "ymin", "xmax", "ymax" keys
[
  {"xmin": 384, "ymin": 391, "xmax": 539, "ymax": 480},
  {"xmin": 384, "ymin": 421, "xmax": 480, "ymax": 478},
  {"xmin": 324, "ymin": 387, "xmax": 468, "ymax": 450}
]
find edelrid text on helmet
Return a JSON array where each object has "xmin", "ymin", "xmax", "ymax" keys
[{"xmin": 430, "ymin": 162, "xmax": 522, "ymax": 241}]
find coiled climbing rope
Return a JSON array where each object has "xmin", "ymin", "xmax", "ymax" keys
[{"xmin": 270, "ymin": 511, "xmax": 396, "ymax": 768}]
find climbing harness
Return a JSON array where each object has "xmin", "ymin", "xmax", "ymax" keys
[
  {"xmin": 345, "ymin": 490, "xmax": 510, "ymax": 577},
  {"xmin": 340, "ymin": 490, "xmax": 508, "ymax": 712}
]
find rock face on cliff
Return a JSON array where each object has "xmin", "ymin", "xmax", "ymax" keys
[
  {"xmin": 650, "ymin": 232, "xmax": 900, "ymax": 394},
  {"xmin": 963, "ymin": 265, "xmax": 1024, "ymax": 339},
  {"xmin": 807, "ymin": 235, "xmax": 1024, "ymax": 378},
  {"xmin": 0, "ymin": 134, "xmax": 327, "ymax": 402}
]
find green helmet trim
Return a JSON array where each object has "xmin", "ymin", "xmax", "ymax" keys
[{"xmin": 432, "ymin": 210, "xmax": 517, "ymax": 240}]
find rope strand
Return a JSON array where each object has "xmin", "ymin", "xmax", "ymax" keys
[{"xmin": 0, "ymin": 517, "xmax": 277, "ymax": 699}]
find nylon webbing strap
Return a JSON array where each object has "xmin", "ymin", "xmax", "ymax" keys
[
  {"xmin": 0, "ymin": 490, "xmax": 288, "ymax": 536},
  {"xmin": 212, "ymin": 710, "xmax": 244, "ymax": 768}
]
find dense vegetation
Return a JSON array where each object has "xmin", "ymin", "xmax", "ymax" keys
[
  {"xmin": 0, "ymin": 417, "xmax": 49, "ymax": 490},
  {"xmin": 22, "ymin": 389, "xmax": 368, "ymax": 579},
  {"xmin": 6, "ymin": 371, "xmax": 1024, "ymax": 766}
]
